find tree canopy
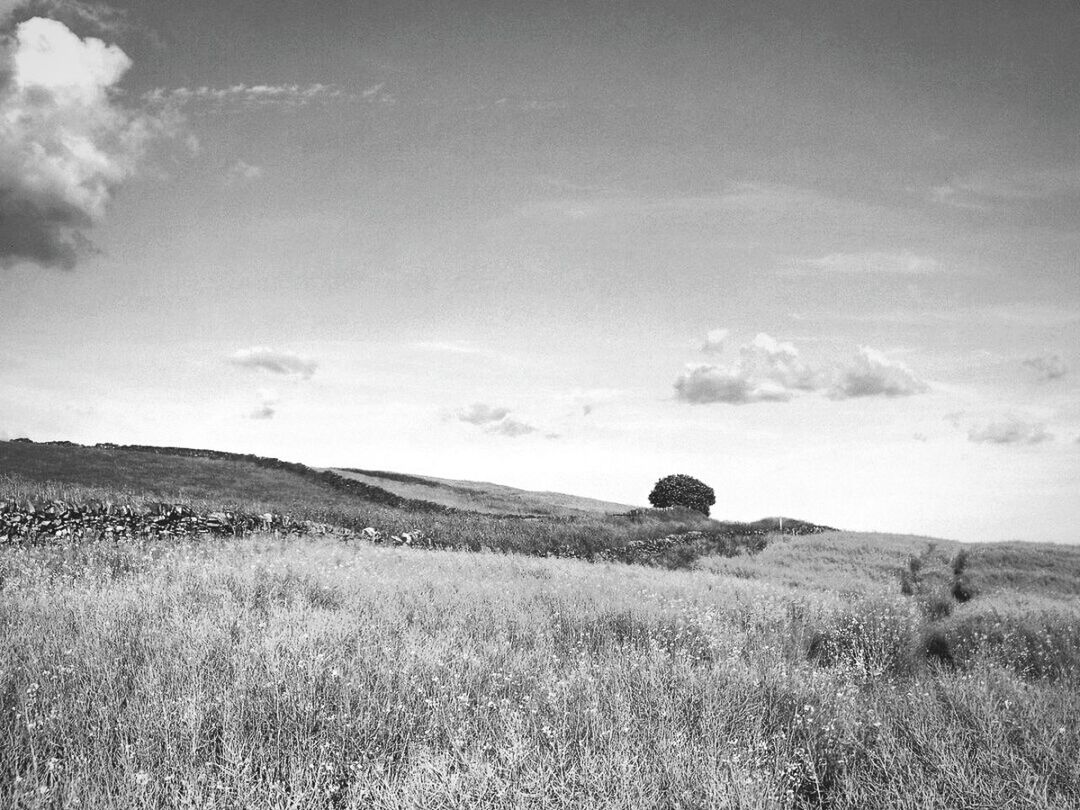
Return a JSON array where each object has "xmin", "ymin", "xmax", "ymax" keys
[{"xmin": 647, "ymin": 474, "xmax": 715, "ymax": 516}]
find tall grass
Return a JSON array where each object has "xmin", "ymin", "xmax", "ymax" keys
[{"xmin": 2, "ymin": 536, "xmax": 1078, "ymax": 808}]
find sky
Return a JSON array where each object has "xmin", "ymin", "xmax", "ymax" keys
[{"xmin": 1, "ymin": 0, "xmax": 1078, "ymax": 543}]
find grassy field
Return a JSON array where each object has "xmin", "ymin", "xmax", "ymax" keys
[
  {"xmin": 3, "ymin": 441, "xmax": 1079, "ymax": 807},
  {"xmin": 1, "ymin": 530, "xmax": 1079, "ymax": 809}
]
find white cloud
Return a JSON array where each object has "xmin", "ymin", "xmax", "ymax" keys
[
  {"xmin": 0, "ymin": 16, "xmax": 180, "ymax": 268},
  {"xmin": 225, "ymin": 159, "xmax": 263, "ymax": 185},
  {"xmin": 793, "ymin": 251, "xmax": 942, "ymax": 275},
  {"xmin": 411, "ymin": 341, "xmax": 494, "ymax": 357},
  {"xmin": 246, "ymin": 388, "xmax": 278, "ymax": 420},
  {"xmin": 144, "ymin": 83, "xmax": 353, "ymax": 111},
  {"xmin": 457, "ymin": 402, "xmax": 510, "ymax": 425},
  {"xmin": 360, "ymin": 82, "xmax": 395, "ymax": 104},
  {"xmin": 1022, "ymin": 353, "xmax": 1067, "ymax": 381},
  {"xmin": 675, "ymin": 335, "xmax": 929, "ymax": 404},
  {"xmin": 675, "ymin": 365, "xmax": 794, "ymax": 404},
  {"xmin": 968, "ymin": 416, "xmax": 1053, "ymax": 446},
  {"xmin": 675, "ymin": 333, "xmax": 820, "ymax": 404},
  {"xmin": 831, "ymin": 346, "xmax": 928, "ymax": 399},
  {"xmin": 489, "ymin": 417, "xmax": 536, "ymax": 437},
  {"xmin": 456, "ymin": 402, "xmax": 539, "ymax": 438},
  {"xmin": 700, "ymin": 328, "xmax": 729, "ymax": 355},
  {"xmin": 229, "ymin": 347, "xmax": 317, "ymax": 379},
  {"xmin": 930, "ymin": 165, "xmax": 1080, "ymax": 210}
]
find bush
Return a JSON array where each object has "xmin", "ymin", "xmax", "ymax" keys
[{"xmin": 647, "ymin": 474, "xmax": 716, "ymax": 516}]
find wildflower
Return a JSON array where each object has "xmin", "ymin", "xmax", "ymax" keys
[{"xmin": 134, "ymin": 771, "xmax": 151, "ymax": 787}]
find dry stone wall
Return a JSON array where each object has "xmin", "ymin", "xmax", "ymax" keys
[{"xmin": 0, "ymin": 499, "xmax": 354, "ymax": 544}]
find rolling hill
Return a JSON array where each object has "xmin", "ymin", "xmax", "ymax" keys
[{"xmin": 328, "ymin": 467, "xmax": 636, "ymax": 516}]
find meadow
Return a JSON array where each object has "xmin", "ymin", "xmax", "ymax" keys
[
  {"xmin": 2, "ymin": 530, "xmax": 1079, "ymax": 809},
  {"xmin": 2, "ymin": 441, "xmax": 1080, "ymax": 808}
]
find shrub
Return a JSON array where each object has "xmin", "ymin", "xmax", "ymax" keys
[
  {"xmin": 647, "ymin": 474, "xmax": 716, "ymax": 516},
  {"xmin": 952, "ymin": 549, "xmax": 969, "ymax": 576},
  {"xmin": 951, "ymin": 575, "xmax": 977, "ymax": 603}
]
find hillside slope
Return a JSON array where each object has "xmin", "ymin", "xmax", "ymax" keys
[
  {"xmin": 0, "ymin": 439, "xmax": 440, "ymax": 515},
  {"xmin": 330, "ymin": 467, "xmax": 635, "ymax": 516}
]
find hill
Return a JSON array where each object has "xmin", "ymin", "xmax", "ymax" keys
[
  {"xmin": 329, "ymin": 467, "xmax": 635, "ymax": 516},
  {"xmin": 2, "ymin": 438, "xmax": 813, "ymax": 565},
  {"xmin": 0, "ymin": 438, "xmax": 441, "ymax": 515}
]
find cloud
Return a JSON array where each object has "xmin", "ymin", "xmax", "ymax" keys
[
  {"xmin": 1022, "ymin": 353, "xmax": 1067, "ymax": 381},
  {"xmin": 489, "ymin": 418, "xmax": 536, "ymax": 437},
  {"xmin": 0, "ymin": 0, "xmax": 24, "ymax": 20},
  {"xmin": 2, "ymin": 1, "xmax": 133, "ymax": 37},
  {"xmin": 456, "ymin": 402, "xmax": 538, "ymax": 438},
  {"xmin": 245, "ymin": 388, "xmax": 279, "ymax": 420},
  {"xmin": 457, "ymin": 402, "xmax": 510, "ymax": 425},
  {"xmin": 229, "ymin": 347, "xmax": 317, "ymax": 379},
  {"xmin": 248, "ymin": 402, "xmax": 275, "ymax": 420},
  {"xmin": 831, "ymin": 347, "xmax": 928, "ymax": 399},
  {"xmin": 360, "ymin": 82, "xmax": 394, "ymax": 104},
  {"xmin": 700, "ymin": 328, "xmax": 729, "ymax": 355},
  {"xmin": 675, "ymin": 365, "xmax": 794, "ymax": 404},
  {"xmin": 411, "ymin": 341, "xmax": 494, "ymax": 357},
  {"xmin": 930, "ymin": 165, "xmax": 1080, "ymax": 210},
  {"xmin": 0, "ymin": 16, "xmax": 180, "ymax": 269},
  {"xmin": 225, "ymin": 159, "xmax": 263, "ymax": 185},
  {"xmin": 968, "ymin": 416, "xmax": 1053, "ymax": 446},
  {"xmin": 792, "ymin": 251, "xmax": 942, "ymax": 276},
  {"xmin": 144, "ymin": 83, "xmax": 351, "ymax": 111},
  {"xmin": 675, "ymin": 335, "xmax": 929, "ymax": 405},
  {"xmin": 675, "ymin": 333, "xmax": 820, "ymax": 404}
]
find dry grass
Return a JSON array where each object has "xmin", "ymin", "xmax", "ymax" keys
[{"xmin": 2, "ymin": 535, "xmax": 1078, "ymax": 809}]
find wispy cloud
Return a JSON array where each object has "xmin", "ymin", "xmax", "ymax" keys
[
  {"xmin": 0, "ymin": 16, "xmax": 182, "ymax": 269},
  {"xmin": 1022, "ymin": 353, "xmax": 1067, "ymax": 381},
  {"xmin": 489, "ymin": 418, "xmax": 536, "ymax": 437},
  {"xmin": 411, "ymin": 341, "xmax": 494, "ymax": 357},
  {"xmin": 968, "ymin": 416, "xmax": 1053, "ymax": 446},
  {"xmin": 930, "ymin": 164, "xmax": 1080, "ymax": 211},
  {"xmin": 229, "ymin": 347, "xmax": 317, "ymax": 379},
  {"xmin": 248, "ymin": 402, "xmax": 275, "ymax": 420},
  {"xmin": 1, "ymin": 0, "xmax": 129, "ymax": 34},
  {"xmin": 360, "ymin": 82, "xmax": 395, "ymax": 104},
  {"xmin": 790, "ymin": 251, "xmax": 942, "ymax": 276},
  {"xmin": 143, "ymin": 82, "xmax": 384, "ymax": 111},
  {"xmin": 800, "ymin": 303, "xmax": 1080, "ymax": 329},
  {"xmin": 246, "ymin": 389, "xmax": 278, "ymax": 420},
  {"xmin": 700, "ymin": 328, "xmax": 729, "ymax": 355},
  {"xmin": 457, "ymin": 403, "xmax": 510, "ymax": 425},
  {"xmin": 225, "ymin": 160, "xmax": 263, "ymax": 185}
]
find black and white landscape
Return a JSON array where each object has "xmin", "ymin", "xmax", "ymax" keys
[{"xmin": 1, "ymin": 1, "xmax": 1078, "ymax": 807}]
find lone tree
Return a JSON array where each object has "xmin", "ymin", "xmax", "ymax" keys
[{"xmin": 648, "ymin": 474, "xmax": 715, "ymax": 516}]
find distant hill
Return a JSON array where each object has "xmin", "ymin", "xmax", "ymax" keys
[
  {"xmin": 0, "ymin": 439, "xmax": 443, "ymax": 515},
  {"xmin": 330, "ymin": 467, "xmax": 635, "ymax": 516},
  {"xmin": 0, "ymin": 439, "xmax": 637, "ymax": 519}
]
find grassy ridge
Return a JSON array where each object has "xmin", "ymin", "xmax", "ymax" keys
[
  {"xmin": 1, "ymin": 535, "xmax": 1077, "ymax": 808},
  {"xmin": 332, "ymin": 468, "xmax": 635, "ymax": 516},
  {"xmin": 0, "ymin": 440, "xmax": 443, "ymax": 514}
]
